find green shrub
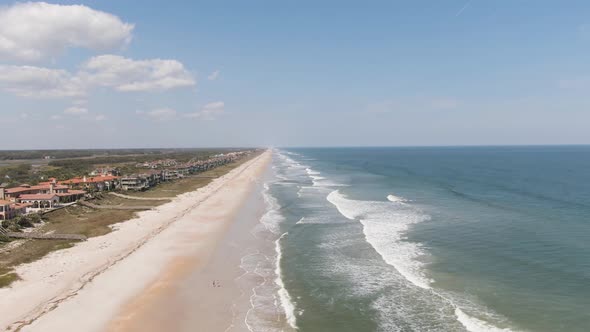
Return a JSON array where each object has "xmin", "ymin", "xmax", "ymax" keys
[
  {"xmin": 1, "ymin": 220, "xmax": 11, "ymax": 228},
  {"xmin": 15, "ymin": 215, "xmax": 33, "ymax": 228},
  {"xmin": 28, "ymin": 213, "xmax": 42, "ymax": 224},
  {"xmin": 0, "ymin": 272, "xmax": 20, "ymax": 288}
]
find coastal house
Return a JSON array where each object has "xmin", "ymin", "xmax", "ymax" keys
[
  {"xmin": 59, "ymin": 175, "xmax": 120, "ymax": 191},
  {"xmin": 120, "ymin": 175, "xmax": 151, "ymax": 191},
  {"xmin": 0, "ymin": 199, "xmax": 15, "ymax": 220},
  {"xmin": 2, "ymin": 182, "xmax": 86, "ymax": 206},
  {"xmin": 143, "ymin": 170, "xmax": 163, "ymax": 184},
  {"xmin": 56, "ymin": 189, "xmax": 87, "ymax": 203},
  {"xmin": 4, "ymin": 183, "xmax": 70, "ymax": 199},
  {"xmin": 162, "ymin": 169, "xmax": 183, "ymax": 181},
  {"xmin": 0, "ymin": 200, "xmax": 31, "ymax": 220},
  {"xmin": 18, "ymin": 194, "xmax": 59, "ymax": 210},
  {"xmin": 90, "ymin": 167, "xmax": 121, "ymax": 176}
]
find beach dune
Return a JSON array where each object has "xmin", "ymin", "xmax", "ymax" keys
[{"xmin": 0, "ymin": 150, "xmax": 271, "ymax": 332}]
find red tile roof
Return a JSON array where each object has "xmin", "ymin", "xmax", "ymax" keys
[
  {"xmin": 5, "ymin": 187, "xmax": 32, "ymax": 194},
  {"xmin": 5, "ymin": 184, "xmax": 69, "ymax": 194},
  {"xmin": 59, "ymin": 175, "xmax": 119, "ymax": 185},
  {"xmin": 14, "ymin": 202, "xmax": 32, "ymax": 208}
]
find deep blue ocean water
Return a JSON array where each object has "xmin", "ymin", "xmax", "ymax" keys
[{"xmin": 256, "ymin": 146, "xmax": 590, "ymax": 332}]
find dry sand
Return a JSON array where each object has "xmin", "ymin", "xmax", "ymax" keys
[{"xmin": 0, "ymin": 150, "xmax": 271, "ymax": 332}]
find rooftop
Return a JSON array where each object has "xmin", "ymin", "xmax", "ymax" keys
[{"xmin": 19, "ymin": 194, "xmax": 58, "ymax": 200}]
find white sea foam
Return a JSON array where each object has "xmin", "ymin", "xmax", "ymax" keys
[
  {"xmin": 260, "ymin": 183, "xmax": 283, "ymax": 235},
  {"xmin": 303, "ymin": 166, "xmax": 343, "ymax": 187},
  {"xmin": 387, "ymin": 194, "xmax": 408, "ymax": 203},
  {"xmin": 455, "ymin": 308, "xmax": 515, "ymax": 332},
  {"xmin": 305, "ymin": 167, "xmax": 321, "ymax": 175},
  {"xmin": 327, "ymin": 190, "xmax": 432, "ymax": 289},
  {"xmin": 294, "ymin": 216, "xmax": 342, "ymax": 225},
  {"xmin": 244, "ymin": 173, "xmax": 297, "ymax": 331},
  {"xmin": 326, "ymin": 190, "xmax": 519, "ymax": 332},
  {"xmin": 275, "ymin": 232, "xmax": 298, "ymax": 329}
]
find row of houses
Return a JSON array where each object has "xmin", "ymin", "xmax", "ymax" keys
[
  {"xmin": 0, "ymin": 151, "xmax": 253, "ymax": 220},
  {"xmin": 136, "ymin": 159, "xmax": 178, "ymax": 169},
  {"xmin": 120, "ymin": 151, "xmax": 251, "ymax": 191}
]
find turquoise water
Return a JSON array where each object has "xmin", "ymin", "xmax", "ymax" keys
[{"xmin": 256, "ymin": 147, "xmax": 590, "ymax": 332}]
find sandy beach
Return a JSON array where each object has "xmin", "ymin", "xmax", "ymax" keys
[{"xmin": 0, "ymin": 150, "xmax": 272, "ymax": 332}]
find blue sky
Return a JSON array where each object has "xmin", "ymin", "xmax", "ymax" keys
[{"xmin": 1, "ymin": 0, "xmax": 589, "ymax": 148}]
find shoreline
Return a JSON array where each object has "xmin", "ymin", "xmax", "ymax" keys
[
  {"xmin": 0, "ymin": 150, "xmax": 272, "ymax": 332},
  {"xmin": 105, "ymin": 153, "xmax": 273, "ymax": 332}
]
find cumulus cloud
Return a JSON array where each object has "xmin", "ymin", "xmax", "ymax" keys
[
  {"xmin": 0, "ymin": 55, "xmax": 195, "ymax": 98},
  {"xmin": 207, "ymin": 70, "xmax": 220, "ymax": 81},
  {"xmin": 0, "ymin": 65, "xmax": 85, "ymax": 98},
  {"xmin": 81, "ymin": 55, "xmax": 195, "ymax": 92},
  {"xmin": 185, "ymin": 101, "xmax": 225, "ymax": 119},
  {"xmin": 63, "ymin": 106, "xmax": 88, "ymax": 115},
  {"xmin": 0, "ymin": 2, "xmax": 133, "ymax": 62}
]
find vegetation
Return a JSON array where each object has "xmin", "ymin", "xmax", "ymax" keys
[
  {"xmin": 1, "ymin": 213, "xmax": 43, "ymax": 232},
  {"xmin": 0, "ymin": 272, "xmax": 19, "ymax": 288},
  {"xmin": 0, "ymin": 164, "xmax": 33, "ymax": 186},
  {"xmin": 0, "ymin": 148, "xmax": 251, "ymax": 184},
  {"xmin": 0, "ymin": 148, "xmax": 248, "ymax": 161}
]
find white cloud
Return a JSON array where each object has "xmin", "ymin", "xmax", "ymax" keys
[
  {"xmin": 81, "ymin": 55, "xmax": 195, "ymax": 92},
  {"xmin": 0, "ymin": 2, "xmax": 133, "ymax": 61},
  {"xmin": 142, "ymin": 108, "xmax": 177, "ymax": 121},
  {"xmin": 50, "ymin": 114, "xmax": 62, "ymax": 121},
  {"xmin": 63, "ymin": 106, "xmax": 88, "ymax": 115},
  {"xmin": 94, "ymin": 114, "xmax": 106, "ymax": 121},
  {"xmin": 207, "ymin": 70, "xmax": 220, "ymax": 81},
  {"xmin": 0, "ymin": 55, "xmax": 195, "ymax": 98},
  {"xmin": 185, "ymin": 101, "xmax": 225, "ymax": 119},
  {"xmin": 0, "ymin": 65, "xmax": 85, "ymax": 98}
]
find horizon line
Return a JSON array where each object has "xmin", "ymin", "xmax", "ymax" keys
[{"xmin": 1, "ymin": 143, "xmax": 590, "ymax": 152}]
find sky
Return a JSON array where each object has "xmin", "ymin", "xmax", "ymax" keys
[{"xmin": 1, "ymin": 0, "xmax": 590, "ymax": 149}]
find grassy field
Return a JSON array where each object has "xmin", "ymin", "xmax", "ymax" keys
[{"xmin": 0, "ymin": 152, "xmax": 261, "ymax": 288}]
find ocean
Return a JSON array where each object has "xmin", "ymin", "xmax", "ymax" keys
[{"xmin": 245, "ymin": 147, "xmax": 590, "ymax": 332}]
